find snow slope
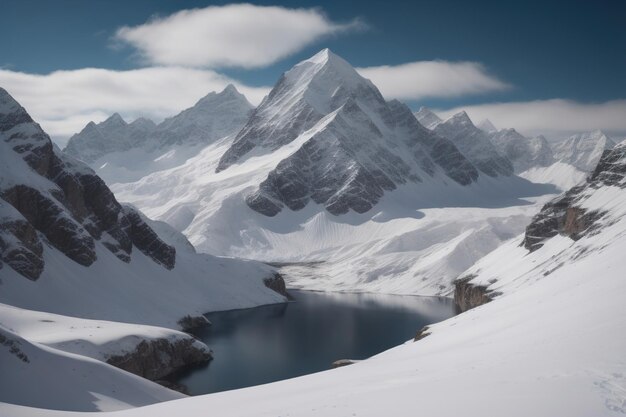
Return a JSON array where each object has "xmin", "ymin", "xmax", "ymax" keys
[
  {"xmin": 519, "ymin": 161, "xmax": 587, "ymax": 191},
  {"xmin": 0, "ymin": 324, "xmax": 182, "ymax": 412},
  {"xmin": 0, "ymin": 303, "xmax": 217, "ymax": 411}
]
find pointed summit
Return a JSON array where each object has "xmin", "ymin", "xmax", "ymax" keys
[
  {"xmin": 216, "ymin": 48, "xmax": 384, "ymax": 172},
  {"xmin": 477, "ymin": 118, "xmax": 498, "ymax": 133},
  {"xmin": 435, "ymin": 110, "xmax": 513, "ymax": 177},
  {"xmin": 220, "ymin": 83, "xmax": 241, "ymax": 96},
  {"xmin": 415, "ymin": 107, "xmax": 442, "ymax": 130},
  {"xmin": 446, "ymin": 111, "xmax": 474, "ymax": 127},
  {"xmin": 101, "ymin": 113, "xmax": 127, "ymax": 128}
]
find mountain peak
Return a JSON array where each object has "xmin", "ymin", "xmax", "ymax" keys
[
  {"xmin": 216, "ymin": 49, "xmax": 384, "ymax": 172},
  {"xmin": 447, "ymin": 111, "xmax": 474, "ymax": 127},
  {"xmin": 102, "ymin": 113, "xmax": 127, "ymax": 127},
  {"xmin": 221, "ymin": 83, "xmax": 239, "ymax": 95},
  {"xmin": 415, "ymin": 107, "xmax": 442, "ymax": 130},
  {"xmin": 305, "ymin": 48, "xmax": 334, "ymax": 64},
  {"xmin": 477, "ymin": 118, "xmax": 497, "ymax": 133}
]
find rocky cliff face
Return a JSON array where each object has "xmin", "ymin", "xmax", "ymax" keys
[
  {"xmin": 0, "ymin": 87, "xmax": 176, "ymax": 279},
  {"xmin": 523, "ymin": 143, "xmax": 626, "ymax": 251},
  {"xmin": 106, "ymin": 337, "xmax": 212, "ymax": 383},
  {"xmin": 453, "ymin": 275, "xmax": 496, "ymax": 312},
  {"xmin": 263, "ymin": 273, "xmax": 291, "ymax": 299}
]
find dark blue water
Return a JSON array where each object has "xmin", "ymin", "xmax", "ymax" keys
[{"xmin": 174, "ymin": 289, "xmax": 456, "ymax": 395}]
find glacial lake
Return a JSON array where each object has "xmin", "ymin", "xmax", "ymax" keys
[{"xmin": 172, "ymin": 288, "xmax": 456, "ymax": 395}]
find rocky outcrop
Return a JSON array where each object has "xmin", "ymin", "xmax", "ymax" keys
[
  {"xmin": 413, "ymin": 325, "xmax": 431, "ymax": 341},
  {"xmin": 106, "ymin": 337, "xmax": 212, "ymax": 383},
  {"xmin": 123, "ymin": 207, "xmax": 176, "ymax": 270},
  {"xmin": 454, "ymin": 275, "xmax": 495, "ymax": 312},
  {"xmin": 523, "ymin": 144, "xmax": 626, "ymax": 252},
  {"xmin": 331, "ymin": 359, "xmax": 359, "ymax": 368},
  {"xmin": 263, "ymin": 273, "xmax": 291, "ymax": 299},
  {"xmin": 522, "ymin": 187, "xmax": 604, "ymax": 252},
  {"xmin": 0, "ymin": 331, "xmax": 30, "ymax": 363},
  {"xmin": 177, "ymin": 315, "xmax": 212, "ymax": 333},
  {"xmin": 0, "ymin": 215, "xmax": 44, "ymax": 280}
]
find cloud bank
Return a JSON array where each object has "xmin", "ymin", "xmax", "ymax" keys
[
  {"xmin": 357, "ymin": 61, "xmax": 510, "ymax": 100},
  {"xmin": 0, "ymin": 67, "xmax": 270, "ymax": 144},
  {"xmin": 438, "ymin": 99, "xmax": 626, "ymax": 138},
  {"xmin": 115, "ymin": 4, "xmax": 364, "ymax": 68}
]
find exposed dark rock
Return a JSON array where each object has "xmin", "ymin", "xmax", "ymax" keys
[
  {"xmin": 589, "ymin": 146, "xmax": 626, "ymax": 187},
  {"xmin": 123, "ymin": 207, "xmax": 176, "ymax": 270},
  {"xmin": 106, "ymin": 337, "xmax": 212, "ymax": 382},
  {"xmin": 331, "ymin": 359, "xmax": 359, "ymax": 368},
  {"xmin": 263, "ymin": 273, "xmax": 291, "ymax": 299},
  {"xmin": 1, "ymin": 185, "xmax": 97, "ymax": 267},
  {"xmin": 454, "ymin": 275, "xmax": 494, "ymax": 312},
  {"xmin": 154, "ymin": 379, "xmax": 190, "ymax": 395},
  {"xmin": 413, "ymin": 325, "xmax": 431, "ymax": 342},
  {"xmin": 0, "ymin": 216, "xmax": 44, "ymax": 280},
  {"xmin": 177, "ymin": 315, "xmax": 212, "ymax": 333},
  {"xmin": 0, "ymin": 332, "xmax": 30, "ymax": 363}
]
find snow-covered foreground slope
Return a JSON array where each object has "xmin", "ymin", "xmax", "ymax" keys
[
  {"xmin": 0, "ymin": 303, "xmax": 208, "ymax": 364},
  {"xmin": 0, "ymin": 303, "xmax": 215, "ymax": 411},
  {"xmin": 6, "ymin": 143, "xmax": 626, "ymax": 417},
  {"xmin": 0, "ymin": 324, "xmax": 182, "ymax": 412}
]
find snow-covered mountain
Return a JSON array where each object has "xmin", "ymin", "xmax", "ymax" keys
[
  {"xmin": 64, "ymin": 85, "xmax": 253, "ymax": 183},
  {"xmin": 433, "ymin": 111, "xmax": 514, "ymax": 177},
  {"xmin": 112, "ymin": 49, "xmax": 557, "ymax": 296},
  {"xmin": 552, "ymin": 130, "xmax": 616, "ymax": 172},
  {"xmin": 489, "ymin": 129, "xmax": 554, "ymax": 173},
  {"xmin": 217, "ymin": 49, "xmax": 480, "ymax": 216},
  {"xmin": 64, "ymin": 113, "xmax": 157, "ymax": 163},
  {"xmin": 0, "ymin": 87, "xmax": 285, "ymax": 328},
  {"xmin": 414, "ymin": 106, "xmax": 442, "ymax": 129}
]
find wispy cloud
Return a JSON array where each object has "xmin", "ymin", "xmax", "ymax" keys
[
  {"xmin": 438, "ymin": 99, "xmax": 626, "ymax": 138},
  {"xmin": 114, "ymin": 4, "xmax": 365, "ymax": 69},
  {"xmin": 357, "ymin": 61, "xmax": 510, "ymax": 100},
  {"xmin": 0, "ymin": 67, "xmax": 271, "ymax": 144}
]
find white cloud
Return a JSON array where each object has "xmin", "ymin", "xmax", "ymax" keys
[
  {"xmin": 357, "ymin": 61, "xmax": 510, "ymax": 100},
  {"xmin": 0, "ymin": 67, "xmax": 270, "ymax": 145},
  {"xmin": 437, "ymin": 99, "xmax": 626, "ymax": 138},
  {"xmin": 114, "ymin": 4, "xmax": 363, "ymax": 68}
]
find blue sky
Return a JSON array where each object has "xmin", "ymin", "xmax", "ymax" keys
[{"xmin": 1, "ymin": 0, "xmax": 625, "ymax": 142}]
